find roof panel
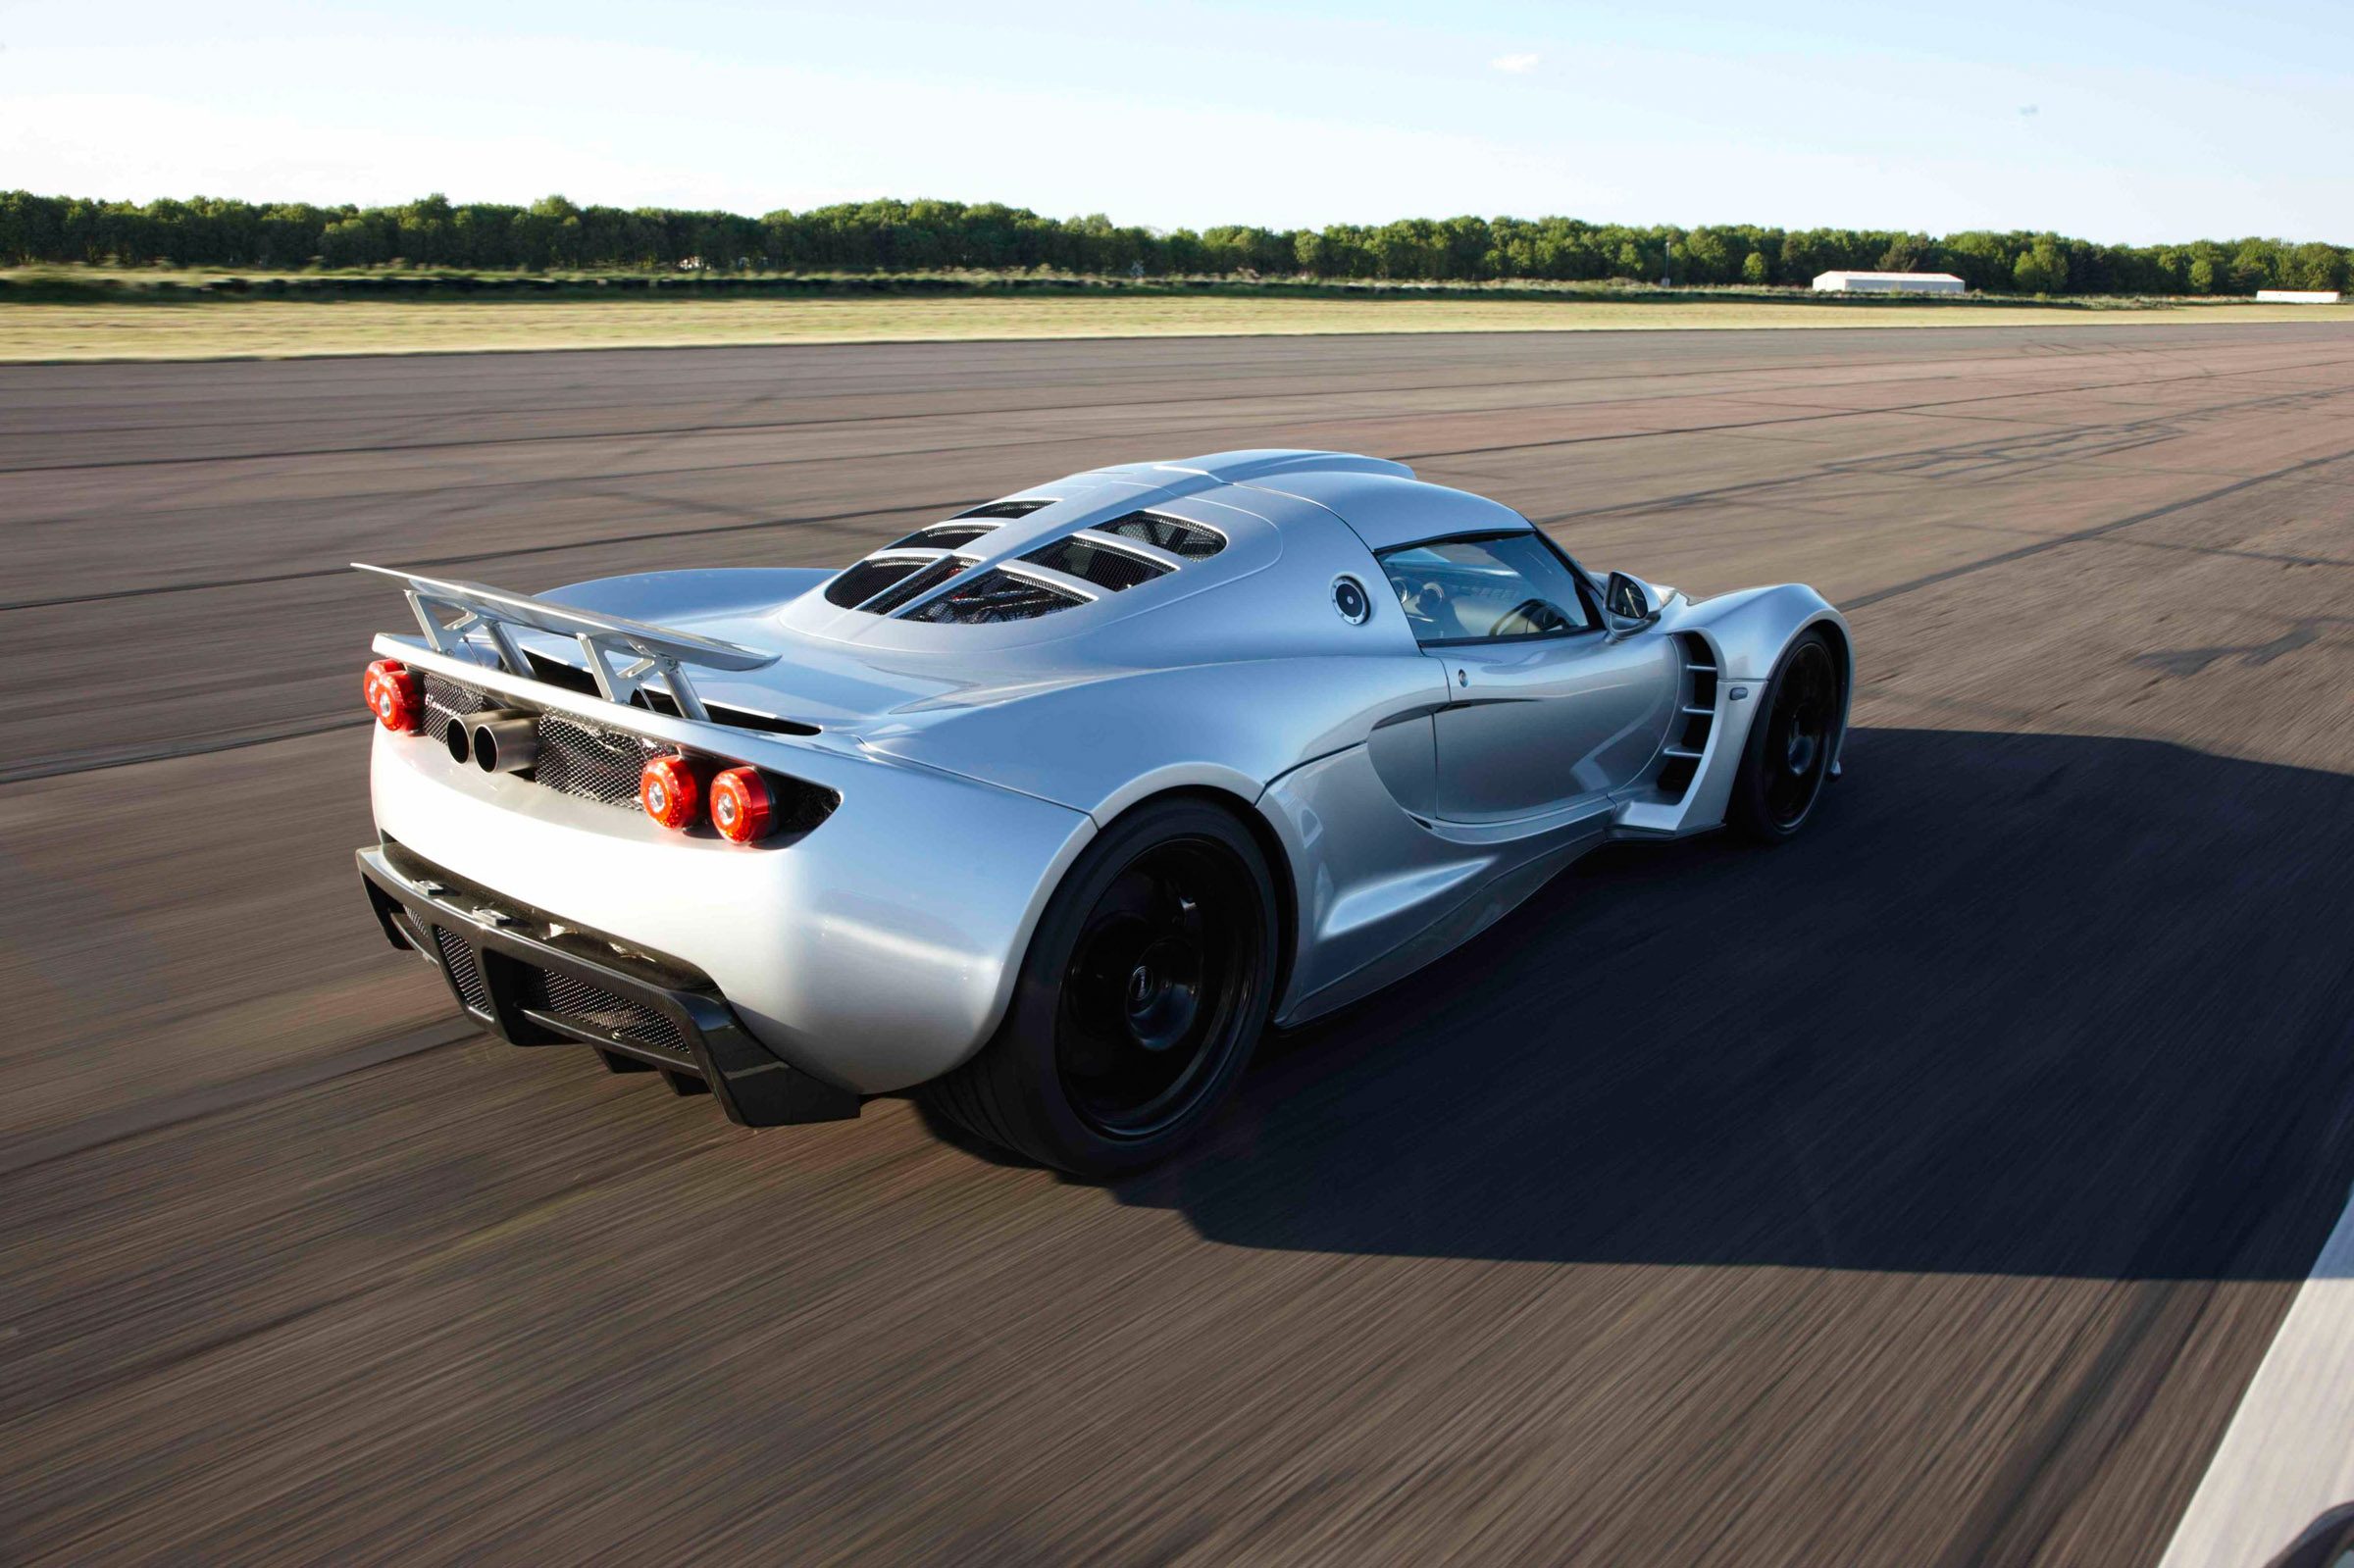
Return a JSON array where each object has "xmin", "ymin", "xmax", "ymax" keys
[{"xmin": 1236, "ymin": 471, "xmax": 1532, "ymax": 552}]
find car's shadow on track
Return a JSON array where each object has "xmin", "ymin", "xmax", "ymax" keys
[{"xmin": 1107, "ymin": 728, "xmax": 2354, "ymax": 1280}]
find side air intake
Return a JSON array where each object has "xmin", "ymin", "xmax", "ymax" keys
[{"xmin": 1655, "ymin": 634, "xmax": 1718, "ymax": 800}]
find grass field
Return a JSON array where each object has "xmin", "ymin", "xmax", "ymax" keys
[{"xmin": 4, "ymin": 290, "xmax": 2347, "ymax": 361}]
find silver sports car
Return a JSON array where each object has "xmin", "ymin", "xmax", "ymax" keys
[{"xmin": 355, "ymin": 449, "xmax": 1850, "ymax": 1174}]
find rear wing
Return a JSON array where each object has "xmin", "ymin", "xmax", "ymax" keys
[{"xmin": 354, "ymin": 563, "xmax": 777, "ymax": 723}]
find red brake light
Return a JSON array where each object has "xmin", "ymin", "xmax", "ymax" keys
[
  {"xmin": 364, "ymin": 659, "xmax": 422, "ymax": 733},
  {"xmin": 640, "ymin": 753, "xmax": 704, "ymax": 830},
  {"xmin": 710, "ymin": 767, "xmax": 773, "ymax": 843}
]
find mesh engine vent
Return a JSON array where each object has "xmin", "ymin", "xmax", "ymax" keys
[
  {"xmin": 1097, "ymin": 511, "xmax": 1224, "ymax": 558},
  {"xmin": 1021, "ymin": 535, "xmax": 1170, "ymax": 592},
  {"xmin": 954, "ymin": 498, "xmax": 1053, "ymax": 520},
  {"xmin": 423, "ymin": 672, "xmax": 488, "ymax": 733},
  {"xmin": 537, "ymin": 712, "xmax": 661, "ymax": 807},
  {"xmin": 907, "ymin": 570, "xmax": 1082, "ymax": 625}
]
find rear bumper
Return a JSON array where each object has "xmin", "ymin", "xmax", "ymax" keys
[
  {"xmin": 359, "ymin": 842, "xmax": 858, "ymax": 1126},
  {"xmin": 365, "ymin": 651, "xmax": 1100, "ymax": 1093}
]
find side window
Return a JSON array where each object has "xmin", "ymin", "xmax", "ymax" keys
[{"xmin": 1377, "ymin": 533, "xmax": 1598, "ymax": 645}]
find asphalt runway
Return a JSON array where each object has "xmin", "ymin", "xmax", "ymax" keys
[{"xmin": 5, "ymin": 323, "xmax": 2353, "ymax": 1565}]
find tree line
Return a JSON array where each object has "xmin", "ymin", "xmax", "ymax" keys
[{"xmin": 3, "ymin": 191, "xmax": 2345, "ymax": 296}]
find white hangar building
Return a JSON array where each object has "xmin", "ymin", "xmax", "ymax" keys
[{"xmin": 1812, "ymin": 271, "xmax": 1967, "ymax": 294}]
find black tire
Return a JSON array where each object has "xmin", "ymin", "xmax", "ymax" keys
[
  {"xmin": 923, "ymin": 797, "xmax": 1278, "ymax": 1177},
  {"xmin": 1727, "ymin": 628, "xmax": 1843, "ymax": 842}
]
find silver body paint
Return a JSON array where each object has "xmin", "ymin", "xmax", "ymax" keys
[{"xmin": 367, "ymin": 449, "xmax": 1850, "ymax": 1092}]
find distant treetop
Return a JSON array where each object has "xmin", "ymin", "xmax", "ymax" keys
[{"xmin": 1, "ymin": 191, "xmax": 2344, "ymax": 296}]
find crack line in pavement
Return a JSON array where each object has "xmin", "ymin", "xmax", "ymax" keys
[
  {"xmin": 0, "ymin": 1020, "xmax": 478, "ymax": 1181},
  {"xmin": 1844, "ymin": 444, "xmax": 2354, "ymax": 609}
]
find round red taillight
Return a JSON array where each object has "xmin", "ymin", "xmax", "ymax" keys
[
  {"xmin": 364, "ymin": 659, "xmax": 422, "ymax": 733},
  {"xmin": 640, "ymin": 753, "xmax": 704, "ymax": 830},
  {"xmin": 709, "ymin": 767, "xmax": 773, "ymax": 843}
]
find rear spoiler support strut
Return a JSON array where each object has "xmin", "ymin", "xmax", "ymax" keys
[{"xmin": 354, "ymin": 563, "xmax": 778, "ymax": 722}]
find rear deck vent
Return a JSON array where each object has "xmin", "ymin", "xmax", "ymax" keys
[
  {"xmin": 954, "ymin": 498, "xmax": 1053, "ymax": 521},
  {"xmin": 705, "ymin": 704, "xmax": 821, "ymax": 737},
  {"xmin": 524, "ymin": 649, "xmax": 600, "ymax": 695},
  {"xmin": 1021, "ymin": 535, "xmax": 1170, "ymax": 592},
  {"xmin": 906, "ymin": 570, "xmax": 1083, "ymax": 625},
  {"xmin": 1096, "ymin": 511, "xmax": 1225, "ymax": 558}
]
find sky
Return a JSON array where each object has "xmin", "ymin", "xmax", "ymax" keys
[{"xmin": 3, "ymin": 0, "xmax": 2348, "ymax": 244}]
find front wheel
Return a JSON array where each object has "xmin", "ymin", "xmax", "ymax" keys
[
  {"xmin": 923, "ymin": 798, "xmax": 1278, "ymax": 1177},
  {"xmin": 1727, "ymin": 628, "xmax": 1842, "ymax": 842}
]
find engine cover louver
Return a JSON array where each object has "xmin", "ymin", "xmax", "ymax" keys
[
  {"xmin": 824, "ymin": 557, "xmax": 926, "ymax": 609},
  {"xmin": 861, "ymin": 556, "xmax": 970, "ymax": 615},
  {"xmin": 1096, "ymin": 511, "xmax": 1225, "ymax": 558},
  {"xmin": 887, "ymin": 521, "xmax": 999, "ymax": 550},
  {"xmin": 954, "ymin": 498, "xmax": 1053, "ymax": 520},
  {"xmin": 905, "ymin": 571, "xmax": 1083, "ymax": 625},
  {"xmin": 1020, "ymin": 535, "xmax": 1170, "ymax": 592}
]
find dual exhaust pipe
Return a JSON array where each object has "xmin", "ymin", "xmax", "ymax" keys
[{"xmin": 443, "ymin": 709, "xmax": 538, "ymax": 776}]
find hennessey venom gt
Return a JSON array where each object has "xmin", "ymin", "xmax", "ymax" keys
[{"xmin": 356, "ymin": 449, "xmax": 1850, "ymax": 1174}]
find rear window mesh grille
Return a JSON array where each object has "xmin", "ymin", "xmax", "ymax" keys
[
  {"xmin": 824, "ymin": 558, "xmax": 924, "ymax": 608},
  {"xmin": 954, "ymin": 499, "xmax": 1052, "ymax": 520},
  {"xmin": 906, "ymin": 570, "xmax": 1082, "ymax": 625},
  {"xmin": 1096, "ymin": 511, "xmax": 1225, "ymax": 558},
  {"xmin": 1021, "ymin": 535, "xmax": 1169, "ymax": 592}
]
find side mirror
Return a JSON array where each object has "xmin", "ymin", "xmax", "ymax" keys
[{"xmin": 1603, "ymin": 571, "xmax": 1658, "ymax": 635}]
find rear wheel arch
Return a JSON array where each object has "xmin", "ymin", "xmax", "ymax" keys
[{"xmin": 923, "ymin": 786, "xmax": 1285, "ymax": 1175}]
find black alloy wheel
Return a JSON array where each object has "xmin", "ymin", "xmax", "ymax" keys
[
  {"xmin": 1730, "ymin": 629, "xmax": 1842, "ymax": 841},
  {"xmin": 1057, "ymin": 840, "xmax": 1257, "ymax": 1138},
  {"xmin": 921, "ymin": 798, "xmax": 1277, "ymax": 1176}
]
